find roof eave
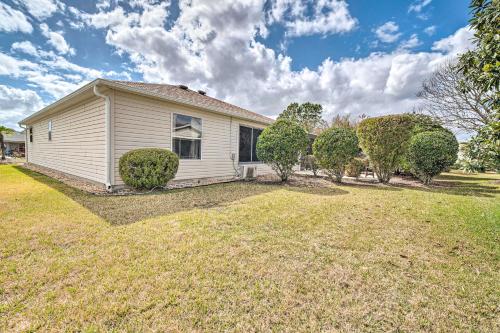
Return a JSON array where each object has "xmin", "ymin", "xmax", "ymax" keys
[{"xmin": 19, "ymin": 78, "xmax": 274, "ymax": 126}]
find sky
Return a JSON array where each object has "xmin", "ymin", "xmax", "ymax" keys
[{"xmin": 0, "ymin": 0, "xmax": 474, "ymax": 134}]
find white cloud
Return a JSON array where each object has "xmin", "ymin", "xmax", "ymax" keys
[
  {"xmin": 398, "ymin": 34, "xmax": 422, "ymax": 50},
  {"xmin": 39, "ymin": 23, "xmax": 75, "ymax": 55},
  {"xmin": 77, "ymin": 1, "xmax": 471, "ymax": 124},
  {"xmin": 17, "ymin": 0, "xmax": 63, "ymax": 20},
  {"xmin": 11, "ymin": 41, "xmax": 39, "ymax": 57},
  {"xmin": 0, "ymin": 85, "xmax": 44, "ymax": 130},
  {"xmin": 424, "ymin": 25, "xmax": 436, "ymax": 36},
  {"xmin": 0, "ymin": 3, "xmax": 33, "ymax": 33},
  {"xmin": 408, "ymin": 0, "xmax": 432, "ymax": 13},
  {"xmin": 0, "ymin": 52, "xmax": 39, "ymax": 77},
  {"xmin": 432, "ymin": 26, "xmax": 474, "ymax": 55},
  {"xmin": 268, "ymin": 0, "xmax": 357, "ymax": 37},
  {"xmin": 374, "ymin": 21, "xmax": 402, "ymax": 43}
]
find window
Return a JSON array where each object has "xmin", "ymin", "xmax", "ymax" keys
[
  {"xmin": 29, "ymin": 127, "xmax": 33, "ymax": 143},
  {"xmin": 48, "ymin": 120, "xmax": 52, "ymax": 141},
  {"xmin": 239, "ymin": 126, "xmax": 262, "ymax": 162},
  {"xmin": 172, "ymin": 113, "xmax": 202, "ymax": 159}
]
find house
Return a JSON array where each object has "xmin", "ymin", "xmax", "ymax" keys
[
  {"xmin": 19, "ymin": 79, "xmax": 276, "ymax": 191},
  {"xmin": 3, "ymin": 131, "xmax": 25, "ymax": 156}
]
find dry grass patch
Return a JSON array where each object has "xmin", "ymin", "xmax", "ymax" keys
[{"xmin": 0, "ymin": 165, "xmax": 499, "ymax": 332}]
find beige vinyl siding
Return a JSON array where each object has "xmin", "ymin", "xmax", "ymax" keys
[
  {"xmin": 26, "ymin": 97, "xmax": 106, "ymax": 183},
  {"xmin": 113, "ymin": 90, "xmax": 274, "ymax": 185}
]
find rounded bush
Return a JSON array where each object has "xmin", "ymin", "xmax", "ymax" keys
[
  {"xmin": 119, "ymin": 148, "xmax": 179, "ymax": 189},
  {"xmin": 406, "ymin": 131, "xmax": 459, "ymax": 184},
  {"xmin": 256, "ymin": 119, "xmax": 308, "ymax": 181},
  {"xmin": 346, "ymin": 158, "xmax": 366, "ymax": 179},
  {"xmin": 313, "ymin": 127, "xmax": 359, "ymax": 182},
  {"xmin": 357, "ymin": 115, "xmax": 414, "ymax": 183}
]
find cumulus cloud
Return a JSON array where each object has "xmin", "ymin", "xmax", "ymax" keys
[
  {"xmin": 39, "ymin": 23, "xmax": 75, "ymax": 55},
  {"xmin": 432, "ymin": 26, "xmax": 474, "ymax": 55},
  {"xmin": 0, "ymin": 3, "xmax": 33, "ymax": 33},
  {"xmin": 0, "ymin": 85, "xmax": 44, "ymax": 130},
  {"xmin": 75, "ymin": 1, "xmax": 473, "ymax": 123},
  {"xmin": 268, "ymin": 0, "xmax": 357, "ymax": 37},
  {"xmin": 17, "ymin": 0, "xmax": 63, "ymax": 20},
  {"xmin": 374, "ymin": 21, "xmax": 402, "ymax": 43},
  {"xmin": 398, "ymin": 34, "xmax": 422, "ymax": 50}
]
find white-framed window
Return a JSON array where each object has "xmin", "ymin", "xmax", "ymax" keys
[
  {"xmin": 239, "ymin": 125, "xmax": 263, "ymax": 163},
  {"xmin": 48, "ymin": 120, "xmax": 52, "ymax": 141},
  {"xmin": 172, "ymin": 113, "xmax": 202, "ymax": 159},
  {"xmin": 29, "ymin": 127, "xmax": 33, "ymax": 143}
]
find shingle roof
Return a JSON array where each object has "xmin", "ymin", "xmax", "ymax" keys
[{"xmin": 108, "ymin": 80, "xmax": 273, "ymax": 124}]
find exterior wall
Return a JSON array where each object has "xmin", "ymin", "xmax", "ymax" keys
[
  {"xmin": 26, "ymin": 97, "xmax": 106, "ymax": 184},
  {"xmin": 112, "ymin": 90, "xmax": 273, "ymax": 186}
]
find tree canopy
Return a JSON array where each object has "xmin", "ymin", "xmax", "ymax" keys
[{"xmin": 278, "ymin": 102, "xmax": 325, "ymax": 133}]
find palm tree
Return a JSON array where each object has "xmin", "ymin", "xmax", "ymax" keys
[{"xmin": 0, "ymin": 125, "xmax": 15, "ymax": 160}]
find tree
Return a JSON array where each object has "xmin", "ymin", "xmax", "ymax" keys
[
  {"xmin": 357, "ymin": 115, "xmax": 414, "ymax": 183},
  {"xmin": 0, "ymin": 125, "xmax": 15, "ymax": 161},
  {"xmin": 256, "ymin": 119, "xmax": 308, "ymax": 182},
  {"xmin": 417, "ymin": 61, "xmax": 494, "ymax": 133},
  {"xmin": 278, "ymin": 102, "xmax": 325, "ymax": 133},
  {"xmin": 407, "ymin": 131, "xmax": 459, "ymax": 184},
  {"xmin": 313, "ymin": 127, "xmax": 359, "ymax": 182},
  {"xmin": 458, "ymin": 0, "xmax": 499, "ymax": 110}
]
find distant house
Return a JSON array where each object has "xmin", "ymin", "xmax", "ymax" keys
[
  {"xmin": 3, "ymin": 131, "xmax": 25, "ymax": 156},
  {"xmin": 19, "ymin": 79, "xmax": 275, "ymax": 191}
]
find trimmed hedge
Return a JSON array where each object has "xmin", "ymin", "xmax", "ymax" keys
[
  {"xmin": 119, "ymin": 148, "xmax": 179, "ymax": 189},
  {"xmin": 407, "ymin": 131, "xmax": 458, "ymax": 184},
  {"xmin": 256, "ymin": 119, "xmax": 308, "ymax": 181},
  {"xmin": 313, "ymin": 127, "xmax": 359, "ymax": 182},
  {"xmin": 357, "ymin": 115, "xmax": 414, "ymax": 183}
]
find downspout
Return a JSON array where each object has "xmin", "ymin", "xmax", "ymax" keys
[{"xmin": 93, "ymin": 85, "xmax": 112, "ymax": 192}]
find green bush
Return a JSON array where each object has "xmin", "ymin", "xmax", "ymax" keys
[
  {"xmin": 406, "ymin": 131, "xmax": 459, "ymax": 184},
  {"xmin": 256, "ymin": 119, "xmax": 308, "ymax": 181},
  {"xmin": 313, "ymin": 127, "xmax": 359, "ymax": 182},
  {"xmin": 357, "ymin": 115, "xmax": 414, "ymax": 183},
  {"xmin": 119, "ymin": 148, "xmax": 179, "ymax": 189},
  {"xmin": 346, "ymin": 158, "xmax": 366, "ymax": 179},
  {"xmin": 399, "ymin": 114, "xmax": 454, "ymax": 173}
]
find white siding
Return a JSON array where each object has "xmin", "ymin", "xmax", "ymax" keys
[
  {"xmin": 113, "ymin": 91, "xmax": 274, "ymax": 185},
  {"xmin": 26, "ymin": 97, "xmax": 106, "ymax": 183}
]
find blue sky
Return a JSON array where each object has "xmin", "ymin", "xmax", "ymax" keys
[{"xmin": 0, "ymin": 0, "xmax": 474, "ymax": 133}]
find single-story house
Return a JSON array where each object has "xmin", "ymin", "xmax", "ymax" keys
[
  {"xmin": 19, "ymin": 79, "xmax": 276, "ymax": 191},
  {"xmin": 3, "ymin": 131, "xmax": 26, "ymax": 156}
]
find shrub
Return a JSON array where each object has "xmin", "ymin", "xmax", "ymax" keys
[
  {"xmin": 313, "ymin": 127, "xmax": 359, "ymax": 182},
  {"xmin": 119, "ymin": 148, "xmax": 179, "ymax": 189},
  {"xmin": 406, "ymin": 131, "xmax": 459, "ymax": 184},
  {"xmin": 346, "ymin": 158, "xmax": 366, "ymax": 179},
  {"xmin": 256, "ymin": 119, "xmax": 308, "ymax": 182},
  {"xmin": 357, "ymin": 115, "xmax": 414, "ymax": 183}
]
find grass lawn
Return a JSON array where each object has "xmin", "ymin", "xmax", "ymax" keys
[{"xmin": 1, "ymin": 165, "xmax": 499, "ymax": 332}]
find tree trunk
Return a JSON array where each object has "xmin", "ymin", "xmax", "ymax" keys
[{"xmin": 0, "ymin": 134, "xmax": 5, "ymax": 160}]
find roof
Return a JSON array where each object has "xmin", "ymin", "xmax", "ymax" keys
[
  {"xmin": 20, "ymin": 78, "xmax": 274, "ymax": 125},
  {"xmin": 3, "ymin": 131, "xmax": 25, "ymax": 143}
]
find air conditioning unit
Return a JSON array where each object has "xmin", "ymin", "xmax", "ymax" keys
[{"xmin": 239, "ymin": 165, "xmax": 257, "ymax": 180}]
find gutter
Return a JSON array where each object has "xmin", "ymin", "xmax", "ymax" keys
[{"xmin": 93, "ymin": 85, "xmax": 113, "ymax": 192}]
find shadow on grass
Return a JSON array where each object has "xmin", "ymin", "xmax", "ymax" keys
[{"xmin": 14, "ymin": 166, "xmax": 347, "ymax": 225}]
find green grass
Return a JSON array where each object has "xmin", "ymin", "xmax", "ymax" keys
[{"xmin": 1, "ymin": 165, "xmax": 499, "ymax": 331}]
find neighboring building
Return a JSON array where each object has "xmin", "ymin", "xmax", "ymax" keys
[
  {"xmin": 19, "ymin": 79, "xmax": 275, "ymax": 191},
  {"xmin": 3, "ymin": 131, "xmax": 25, "ymax": 156}
]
